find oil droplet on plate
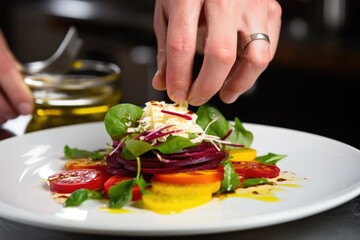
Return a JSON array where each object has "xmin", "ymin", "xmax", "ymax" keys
[
  {"xmin": 100, "ymin": 206, "xmax": 133, "ymax": 214},
  {"xmin": 228, "ymin": 185, "xmax": 283, "ymax": 202}
]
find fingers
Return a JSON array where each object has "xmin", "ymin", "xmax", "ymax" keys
[
  {"xmin": 0, "ymin": 89, "xmax": 16, "ymax": 125},
  {"xmin": 219, "ymin": 0, "xmax": 282, "ymax": 103},
  {"xmin": 0, "ymin": 31, "xmax": 33, "ymax": 123},
  {"xmin": 152, "ymin": 1, "xmax": 167, "ymax": 91},
  {"xmin": 267, "ymin": 0, "xmax": 282, "ymax": 60},
  {"xmin": 220, "ymin": 40, "xmax": 270, "ymax": 103},
  {"xmin": 152, "ymin": 0, "xmax": 282, "ymax": 105},
  {"xmin": 153, "ymin": 0, "xmax": 202, "ymax": 103},
  {"xmin": 187, "ymin": 0, "xmax": 238, "ymax": 106}
]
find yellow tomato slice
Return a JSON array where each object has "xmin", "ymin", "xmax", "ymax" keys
[
  {"xmin": 65, "ymin": 158, "xmax": 109, "ymax": 178},
  {"xmin": 142, "ymin": 190, "xmax": 212, "ymax": 214},
  {"xmin": 65, "ymin": 158, "xmax": 107, "ymax": 170},
  {"xmin": 153, "ymin": 169, "xmax": 222, "ymax": 185},
  {"xmin": 228, "ymin": 148, "xmax": 257, "ymax": 162},
  {"xmin": 151, "ymin": 181, "xmax": 221, "ymax": 195}
]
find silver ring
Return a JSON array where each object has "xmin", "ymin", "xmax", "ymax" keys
[{"xmin": 242, "ymin": 33, "xmax": 270, "ymax": 50}]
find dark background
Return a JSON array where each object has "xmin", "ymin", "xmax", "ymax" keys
[{"xmin": 0, "ymin": 0, "xmax": 359, "ymax": 149}]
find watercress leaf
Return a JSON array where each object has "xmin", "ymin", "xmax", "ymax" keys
[
  {"xmin": 226, "ymin": 117, "xmax": 253, "ymax": 148},
  {"xmin": 219, "ymin": 159, "xmax": 240, "ymax": 192},
  {"xmin": 256, "ymin": 153, "xmax": 287, "ymax": 165},
  {"xmin": 196, "ymin": 104, "xmax": 229, "ymax": 138},
  {"xmin": 90, "ymin": 152, "xmax": 105, "ymax": 161},
  {"xmin": 155, "ymin": 136, "xmax": 195, "ymax": 154},
  {"xmin": 242, "ymin": 177, "xmax": 269, "ymax": 188},
  {"xmin": 121, "ymin": 140, "xmax": 154, "ymax": 160},
  {"xmin": 64, "ymin": 145, "xmax": 104, "ymax": 160},
  {"xmin": 104, "ymin": 103, "xmax": 143, "ymax": 139},
  {"xmin": 64, "ymin": 188, "xmax": 103, "ymax": 207},
  {"xmin": 108, "ymin": 179, "xmax": 134, "ymax": 208}
]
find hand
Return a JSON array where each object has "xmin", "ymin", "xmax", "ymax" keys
[
  {"xmin": 152, "ymin": 0, "xmax": 282, "ymax": 106},
  {"xmin": 0, "ymin": 30, "xmax": 33, "ymax": 125}
]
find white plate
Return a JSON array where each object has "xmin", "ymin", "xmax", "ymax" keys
[{"xmin": 0, "ymin": 122, "xmax": 359, "ymax": 236}]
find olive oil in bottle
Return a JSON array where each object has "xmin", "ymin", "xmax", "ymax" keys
[{"xmin": 24, "ymin": 60, "xmax": 121, "ymax": 132}]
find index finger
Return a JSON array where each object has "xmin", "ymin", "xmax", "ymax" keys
[
  {"xmin": 187, "ymin": 0, "xmax": 238, "ymax": 106},
  {"xmin": 165, "ymin": 0, "xmax": 202, "ymax": 103}
]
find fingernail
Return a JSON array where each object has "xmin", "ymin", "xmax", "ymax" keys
[
  {"xmin": 188, "ymin": 97, "xmax": 208, "ymax": 106},
  {"xmin": 171, "ymin": 90, "xmax": 187, "ymax": 102},
  {"xmin": 17, "ymin": 102, "xmax": 33, "ymax": 115}
]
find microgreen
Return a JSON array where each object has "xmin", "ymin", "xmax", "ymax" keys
[
  {"xmin": 256, "ymin": 153, "xmax": 287, "ymax": 165},
  {"xmin": 219, "ymin": 159, "xmax": 240, "ymax": 192},
  {"xmin": 196, "ymin": 104, "xmax": 253, "ymax": 148},
  {"xmin": 108, "ymin": 157, "xmax": 148, "ymax": 208},
  {"xmin": 64, "ymin": 145, "xmax": 105, "ymax": 160},
  {"xmin": 242, "ymin": 177, "xmax": 270, "ymax": 188},
  {"xmin": 64, "ymin": 188, "xmax": 103, "ymax": 207}
]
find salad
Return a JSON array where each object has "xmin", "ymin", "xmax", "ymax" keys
[{"xmin": 47, "ymin": 100, "xmax": 287, "ymax": 214}]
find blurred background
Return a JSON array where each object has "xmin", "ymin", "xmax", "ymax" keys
[{"xmin": 0, "ymin": 0, "xmax": 359, "ymax": 148}]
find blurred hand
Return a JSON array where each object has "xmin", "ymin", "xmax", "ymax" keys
[
  {"xmin": 0, "ymin": 30, "xmax": 33, "ymax": 125},
  {"xmin": 152, "ymin": 0, "xmax": 282, "ymax": 106}
]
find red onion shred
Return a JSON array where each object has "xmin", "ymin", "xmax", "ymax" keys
[{"xmin": 161, "ymin": 109, "xmax": 192, "ymax": 120}]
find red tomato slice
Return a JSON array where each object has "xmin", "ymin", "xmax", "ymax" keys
[
  {"xmin": 48, "ymin": 169, "xmax": 105, "ymax": 193},
  {"xmin": 230, "ymin": 161, "xmax": 280, "ymax": 179},
  {"xmin": 153, "ymin": 169, "xmax": 223, "ymax": 185},
  {"xmin": 103, "ymin": 175, "xmax": 142, "ymax": 201}
]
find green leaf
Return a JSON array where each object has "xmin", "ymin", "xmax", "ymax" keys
[
  {"xmin": 242, "ymin": 177, "xmax": 269, "ymax": 188},
  {"xmin": 108, "ymin": 179, "xmax": 135, "ymax": 208},
  {"xmin": 196, "ymin": 104, "xmax": 229, "ymax": 138},
  {"xmin": 226, "ymin": 117, "xmax": 253, "ymax": 148},
  {"xmin": 134, "ymin": 177, "xmax": 148, "ymax": 195},
  {"xmin": 64, "ymin": 145, "xmax": 104, "ymax": 160},
  {"xmin": 256, "ymin": 153, "xmax": 287, "ymax": 165},
  {"xmin": 155, "ymin": 136, "xmax": 195, "ymax": 154},
  {"xmin": 104, "ymin": 103, "xmax": 143, "ymax": 140},
  {"xmin": 121, "ymin": 136, "xmax": 195, "ymax": 160},
  {"xmin": 64, "ymin": 188, "xmax": 103, "ymax": 207},
  {"xmin": 196, "ymin": 105, "xmax": 253, "ymax": 148},
  {"xmin": 121, "ymin": 140, "xmax": 154, "ymax": 160},
  {"xmin": 219, "ymin": 159, "xmax": 240, "ymax": 192}
]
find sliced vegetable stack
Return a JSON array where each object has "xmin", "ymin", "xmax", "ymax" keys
[
  {"xmin": 104, "ymin": 101, "xmax": 243, "ymax": 177},
  {"xmin": 47, "ymin": 100, "xmax": 287, "ymax": 213}
]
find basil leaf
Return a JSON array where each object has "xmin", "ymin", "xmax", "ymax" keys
[
  {"xmin": 242, "ymin": 177, "xmax": 269, "ymax": 188},
  {"xmin": 256, "ymin": 153, "xmax": 287, "ymax": 165},
  {"xmin": 64, "ymin": 145, "xmax": 104, "ymax": 160},
  {"xmin": 104, "ymin": 103, "xmax": 143, "ymax": 140},
  {"xmin": 226, "ymin": 117, "xmax": 253, "ymax": 148},
  {"xmin": 219, "ymin": 159, "xmax": 240, "ymax": 192},
  {"xmin": 108, "ymin": 179, "xmax": 134, "ymax": 208},
  {"xmin": 64, "ymin": 188, "xmax": 103, "ymax": 207}
]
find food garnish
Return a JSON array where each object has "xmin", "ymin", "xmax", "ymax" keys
[{"xmin": 46, "ymin": 100, "xmax": 288, "ymax": 214}]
